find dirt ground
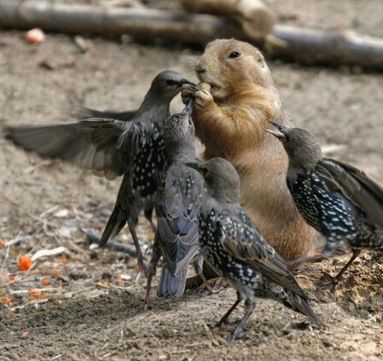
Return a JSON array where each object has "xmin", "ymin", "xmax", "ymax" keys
[{"xmin": 0, "ymin": 1, "xmax": 383, "ymax": 360}]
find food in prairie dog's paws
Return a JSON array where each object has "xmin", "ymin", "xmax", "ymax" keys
[{"xmin": 188, "ymin": 38, "xmax": 314, "ymax": 260}]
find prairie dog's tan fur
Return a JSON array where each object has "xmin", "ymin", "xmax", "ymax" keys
[{"xmin": 190, "ymin": 39, "xmax": 314, "ymax": 260}]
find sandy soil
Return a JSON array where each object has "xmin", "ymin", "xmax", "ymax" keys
[{"xmin": 0, "ymin": 1, "xmax": 383, "ymax": 360}]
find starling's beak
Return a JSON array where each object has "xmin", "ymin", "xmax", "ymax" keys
[
  {"xmin": 266, "ymin": 120, "xmax": 288, "ymax": 141},
  {"xmin": 178, "ymin": 78, "xmax": 195, "ymax": 88},
  {"xmin": 185, "ymin": 161, "xmax": 207, "ymax": 175},
  {"xmin": 186, "ymin": 162, "xmax": 201, "ymax": 172},
  {"xmin": 183, "ymin": 99, "xmax": 194, "ymax": 114},
  {"xmin": 265, "ymin": 128, "xmax": 286, "ymax": 141}
]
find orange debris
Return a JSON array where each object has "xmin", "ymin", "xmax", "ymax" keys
[
  {"xmin": 41, "ymin": 278, "xmax": 50, "ymax": 286},
  {"xmin": 60, "ymin": 256, "xmax": 69, "ymax": 265},
  {"xmin": 18, "ymin": 255, "xmax": 33, "ymax": 272},
  {"xmin": 51, "ymin": 268, "xmax": 61, "ymax": 277},
  {"xmin": 1, "ymin": 296, "xmax": 12, "ymax": 305}
]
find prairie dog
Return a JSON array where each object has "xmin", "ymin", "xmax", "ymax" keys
[{"xmin": 187, "ymin": 38, "xmax": 314, "ymax": 260}]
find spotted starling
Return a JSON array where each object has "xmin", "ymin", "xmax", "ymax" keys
[
  {"xmin": 267, "ymin": 121, "xmax": 383, "ymax": 284},
  {"xmin": 4, "ymin": 70, "xmax": 194, "ymax": 275},
  {"xmin": 188, "ymin": 158, "xmax": 322, "ymax": 341},
  {"xmin": 144, "ymin": 108, "xmax": 208, "ymax": 304}
]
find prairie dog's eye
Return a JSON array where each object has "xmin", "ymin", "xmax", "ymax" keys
[{"xmin": 228, "ymin": 51, "xmax": 241, "ymax": 59}]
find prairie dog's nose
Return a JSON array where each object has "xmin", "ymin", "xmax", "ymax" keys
[{"xmin": 195, "ymin": 61, "xmax": 206, "ymax": 75}]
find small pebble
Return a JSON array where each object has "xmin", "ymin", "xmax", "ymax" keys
[{"xmin": 25, "ymin": 28, "xmax": 46, "ymax": 44}]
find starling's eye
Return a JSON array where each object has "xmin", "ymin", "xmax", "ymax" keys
[
  {"xmin": 284, "ymin": 135, "xmax": 290, "ymax": 143},
  {"xmin": 201, "ymin": 167, "xmax": 209, "ymax": 176},
  {"xmin": 228, "ymin": 51, "xmax": 241, "ymax": 59},
  {"xmin": 166, "ymin": 79, "xmax": 178, "ymax": 86}
]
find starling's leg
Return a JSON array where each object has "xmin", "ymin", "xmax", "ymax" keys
[
  {"xmin": 127, "ymin": 220, "xmax": 148, "ymax": 277},
  {"xmin": 288, "ymin": 248, "xmax": 337, "ymax": 269},
  {"xmin": 228, "ymin": 299, "xmax": 255, "ymax": 342},
  {"xmin": 208, "ymin": 292, "xmax": 242, "ymax": 329},
  {"xmin": 288, "ymin": 254, "xmax": 327, "ymax": 268},
  {"xmin": 144, "ymin": 203, "xmax": 156, "ymax": 234},
  {"xmin": 185, "ymin": 261, "xmax": 220, "ymax": 290},
  {"xmin": 144, "ymin": 241, "xmax": 162, "ymax": 310},
  {"xmin": 323, "ymin": 249, "xmax": 361, "ymax": 286},
  {"xmin": 193, "ymin": 256, "xmax": 222, "ymax": 294}
]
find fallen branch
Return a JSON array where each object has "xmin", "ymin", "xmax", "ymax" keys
[
  {"xmin": 1, "ymin": 0, "xmax": 383, "ymax": 70},
  {"xmin": 270, "ymin": 26, "xmax": 383, "ymax": 70},
  {"xmin": 179, "ymin": 0, "xmax": 275, "ymax": 39},
  {"xmin": 0, "ymin": 0, "xmax": 244, "ymax": 44}
]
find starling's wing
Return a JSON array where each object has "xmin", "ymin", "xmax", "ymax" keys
[
  {"xmin": 317, "ymin": 159, "xmax": 383, "ymax": 228},
  {"xmin": 4, "ymin": 119, "xmax": 137, "ymax": 179},
  {"xmin": 75, "ymin": 108, "xmax": 137, "ymax": 122},
  {"xmin": 157, "ymin": 168, "xmax": 202, "ymax": 276},
  {"xmin": 219, "ymin": 208, "xmax": 306, "ymax": 296}
]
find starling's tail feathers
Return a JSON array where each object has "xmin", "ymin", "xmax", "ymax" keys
[
  {"xmin": 261, "ymin": 284, "xmax": 324, "ymax": 328},
  {"xmin": 98, "ymin": 207, "xmax": 126, "ymax": 247},
  {"xmin": 284, "ymin": 291, "xmax": 324, "ymax": 328},
  {"xmin": 157, "ymin": 263, "xmax": 188, "ymax": 298}
]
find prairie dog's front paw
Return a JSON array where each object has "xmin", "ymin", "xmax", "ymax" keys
[{"xmin": 194, "ymin": 83, "xmax": 213, "ymax": 109}]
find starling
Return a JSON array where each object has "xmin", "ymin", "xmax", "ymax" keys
[
  {"xmin": 188, "ymin": 158, "xmax": 322, "ymax": 341},
  {"xmin": 267, "ymin": 121, "xmax": 383, "ymax": 284},
  {"xmin": 144, "ymin": 107, "xmax": 208, "ymax": 304},
  {"xmin": 4, "ymin": 70, "xmax": 194, "ymax": 275}
]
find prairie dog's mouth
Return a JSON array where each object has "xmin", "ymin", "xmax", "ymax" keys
[{"xmin": 197, "ymin": 73, "xmax": 222, "ymax": 90}]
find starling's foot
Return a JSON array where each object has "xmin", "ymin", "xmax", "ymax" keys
[
  {"xmin": 142, "ymin": 300, "xmax": 152, "ymax": 311},
  {"xmin": 319, "ymin": 271, "xmax": 341, "ymax": 290},
  {"xmin": 199, "ymin": 277, "xmax": 225, "ymax": 295},
  {"xmin": 227, "ymin": 328, "xmax": 249, "ymax": 342},
  {"xmin": 207, "ymin": 318, "xmax": 240, "ymax": 329},
  {"xmin": 207, "ymin": 321, "xmax": 222, "ymax": 329}
]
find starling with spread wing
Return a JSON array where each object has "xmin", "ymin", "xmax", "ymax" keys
[
  {"xmin": 267, "ymin": 121, "xmax": 383, "ymax": 284},
  {"xmin": 4, "ymin": 70, "xmax": 194, "ymax": 275},
  {"xmin": 189, "ymin": 158, "xmax": 322, "ymax": 341}
]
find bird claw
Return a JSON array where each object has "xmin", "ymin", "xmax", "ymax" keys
[
  {"xmin": 207, "ymin": 321, "xmax": 222, "ymax": 329},
  {"xmin": 142, "ymin": 301, "xmax": 152, "ymax": 311},
  {"xmin": 319, "ymin": 271, "xmax": 340, "ymax": 290},
  {"xmin": 199, "ymin": 277, "xmax": 225, "ymax": 295},
  {"xmin": 207, "ymin": 318, "xmax": 240, "ymax": 329},
  {"xmin": 227, "ymin": 328, "xmax": 249, "ymax": 342}
]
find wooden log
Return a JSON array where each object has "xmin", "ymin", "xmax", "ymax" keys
[
  {"xmin": 1, "ymin": 0, "xmax": 383, "ymax": 71},
  {"xmin": 179, "ymin": 0, "xmax": 276, "ymax": 39},
  {"xmin": 270, "ymin": 25, "xmax": 383, "ymax": 70},
  {"xmin": 0, "ymin": 0, "xmax": 244, "ymax": 44}
]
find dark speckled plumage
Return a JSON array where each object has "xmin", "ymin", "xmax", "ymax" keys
[
  {"xmin": 4, "ymin": 70, "xmax": 194, "ymax": 275},
  {"xmin": 191, "ymin": 158, "xmax": 322, "ymax": 341},
  {"xmin": 268, "ymin": 121, "xmax": 383, "ymax": 283},
  {"xmin": 144, "ymin": 110, "xmax": 207, "ymax": 304}
]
